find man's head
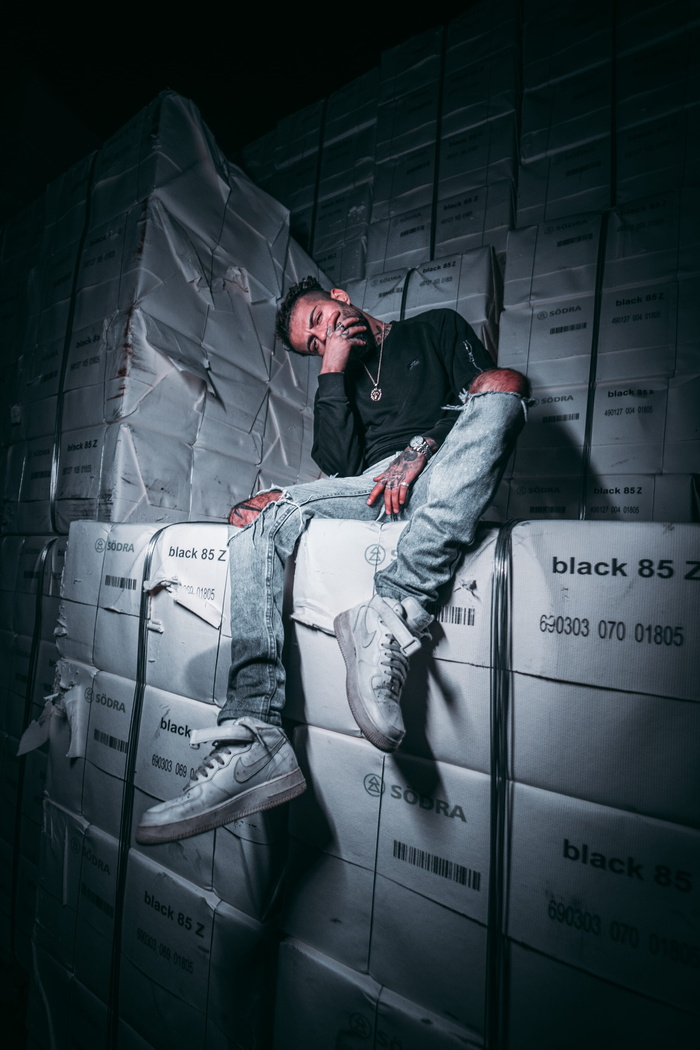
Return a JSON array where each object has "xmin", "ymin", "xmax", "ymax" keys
[{"xmin": 275, "ymin": 276, "xmax": 373, "ymax": 357}]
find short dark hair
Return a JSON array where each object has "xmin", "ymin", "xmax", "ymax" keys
[{"xmin": 275, "ymin": 275, "xmax": 328, "ymax": 353}]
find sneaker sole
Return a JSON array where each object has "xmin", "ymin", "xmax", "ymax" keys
[
  {"xmin": 334, "ymin": 610, "xmax": 403, "ymax": 753},
  {"xmin": 134, "ymin": 767, "xmax": 307, "ymax": 845}
]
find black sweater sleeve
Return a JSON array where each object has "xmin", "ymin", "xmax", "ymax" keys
[{"xmin": 311, "ymin": 372, "xmax": 365, "ymax": 476}]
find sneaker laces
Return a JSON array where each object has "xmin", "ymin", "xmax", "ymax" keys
[
  {"xmin": 185, "ymin": 718, "xmax": 268, "ymax": 788},
  {"xmin": 189, "ymin": 743, "xmax": 236, "ymax": 785},
  {"xmin": 377, "ymin": 632, "xmax": 410, "ymax": 698}
]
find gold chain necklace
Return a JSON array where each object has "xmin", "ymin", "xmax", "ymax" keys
[{"xmin": 362, "ymin": 323, "xmax": 390, "ymax": 401}]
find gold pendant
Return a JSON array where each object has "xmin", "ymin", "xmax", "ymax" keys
[{"xmin": 370, "ymin": 387, "xmax": 382, "ymax": 401}]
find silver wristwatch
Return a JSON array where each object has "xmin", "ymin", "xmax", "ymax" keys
[{"xmin": 408, "ymin": 435, "xmax": 433, "ymax": 461}]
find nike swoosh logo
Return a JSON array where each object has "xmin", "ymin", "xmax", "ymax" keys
[{"xmin": 234, "ymin": 736, "xmax": 285, "ymax": 783}]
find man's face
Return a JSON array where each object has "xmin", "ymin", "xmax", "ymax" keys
[{"xmin": 288, "ymin": 288, "xmax": 373, "ymax": 357}]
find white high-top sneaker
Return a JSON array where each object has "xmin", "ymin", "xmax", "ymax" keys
[
  {"xmin": 135, "ymin": 717, "xmax": 306, "ymax": 844},
  {"xmin": 334, "ymin": 594, "xmax": 429, "ymax": 752}
]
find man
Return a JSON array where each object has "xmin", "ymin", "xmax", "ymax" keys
[{"xmin": 136, "ymin": 277, "xmax": 529, "ymax": 844}]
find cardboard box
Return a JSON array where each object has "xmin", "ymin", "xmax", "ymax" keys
[
  {"xmin": 281, "ymin": 840, "xmax": 375, "ymax": 971},
  {"xmin": 505, "ymin": 781, "xmax": 700, "ymax": 1011},
  {"xmin": 512, "ymin": 382, "xmax": 589, "ymax": 476},
  {"xmin": 317, "ymin": 127, "xmax": 375, "ymax": 198},
  {"xmin": 505, "ymin": 939, "xmax": 698, "ymax": 1049},
  {"xmin": 505, "ymin": 476, "xmax": 583, "ymax": 520},
  {"xmin": 522, "ymin": 3, "xmax": 611, "ymax": 87},
  {"xmin": 446, "ymin": 0, "xmax": 518, "ymax": 67},
  {"xmin": 312, "ymin": 238, "xmax": 366, "ymax": 284},
  {"xmin": 118, "ymin": 957, "xmax": 208, "ymax": 1047},
  {"xmin": 509, "ymin": 520, "xmax": 699, "ymax": 700},
  {"xmin": 604, "ymin": 188, "xmax": 700, "ymax": 288},
  {"xmin": 73, "ymin": 823, "xmax": 119, "ymax": 1000},
  {"xmin": 438, "ymin": 115, "xmax": 518, "ymax": 199},
  {"xmin": 212, "ymin": 806, "xmax": 289, "ymax": 921},
  {"xmin": 442, "ymin": 48, "xmax": 519, "ymax": 136},
  {"xmin": 288, "ymin": 726, "xmax": 385, "ymax": 870},
  {"xmin": 589, "ymin": 379, "xmax": 667, "ymax": 474},
  {"xmin": 274, "ymin": 938, "xmax": 381, "ymax": 1050},
  {"xmin": 596, "ymin": 279, "xmax": 678, "ymax": 381},
  {"xmin": 497, "ymin": 297, "xmax": 595, "ymax": 387},
  {"xmin": 376, "ymin": 83, "xmax": 439, "ymax": 161},
  {"xmin": 121, "ymin": 849, "xmax": 218, "ymax": 1008},
  {"xmin": 274, "ymin": 937, "xmax": 483, "ymax": 1050},
  {"xmin": 434, "ymin": 181, "xmax": 513, "ymax": 256},
  {"xmin": 504, "ymin": 213, "xmax": 602, "ymax": 307},
  {"xmin": 372, "ymin": 147, "xmax": 436, "ymax": 223},
  {"xmin": 402, "ymin": 250, "xmax": 496, "ymax": 348},
  {"xmin": 616, "ymin": 107, "xmax": 700, "ymax": 203},
  {"xmin": 585, "ymin": 474, "xmax": 656, "ymax": 521},
  {"xmin": 520, "ymin": 65, "xmax": 612, "ymax": 161},
  {"xmin": 517, "ymin": 137, "xmax": 611, "ymax": 226},
  {"xmin": 367, "ymin": 207, "xmax": 432, "ymax": 275},
  {"xmin": 509, "ymin": 670, "xmax": 700, "ymax": 826},
  {"xmin": 323, "ymin": 69, "xmax": 379, "ymax": 144},
  {"xmin": 344, "ymin": 271, "xmax": 408, "ymax": 322},
  {"xmin": 376, "ymin": 753, "xmax": 490, "ymax": 922},
  {"xmin": 370, "ymin": 875, "xmax": 487, "ymax": 1033},
  {"xmin": 132, "ymin": 686, "xmax": 220, "ymax": 801},
  {"xmin": 379, "ymin": 27, "xmax": 443, "ymax": 100},
  {"xmin": 663, "ymin": 374, "xmax": 700, "ymax": 473},
  {"xmin": 55, "ymin": 598, "xmax": 99, "ymax": 667},
  {"xmin": 652, "ymin": 474, "xmax": 699, "ymax": 524}
]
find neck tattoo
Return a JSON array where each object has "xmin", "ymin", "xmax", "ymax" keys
[{"xmin": 362, "ymin": 322, "xmax": 390, "ymax": 401}]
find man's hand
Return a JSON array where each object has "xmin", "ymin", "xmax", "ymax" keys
[
  {"xmin": 229, "ymin": 490, "xmax": 282, "ymax": 527},
  {"xmin": 319, "ymin": 316, "xmax": 370, "ymax": 374},
  {"xmin": 367, "ymin": 440, "xmax": 437, "ymax": 516}
]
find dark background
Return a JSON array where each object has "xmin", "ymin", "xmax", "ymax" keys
[{"xmin": 1, "ymin": 4, "xmax": 476, "ymax": 223}]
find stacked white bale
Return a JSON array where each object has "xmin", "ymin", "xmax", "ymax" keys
[
  {"xmin": 368, "ymin": 12, "xmax": 519, "ymax": 276},
  {"xmin": 500, "ymin": 519, "xmax": 700, "ymax": 1047},
  {"xmin": 1, "ymin": 90, "xmax": 324, "ymax": 537},
  {"xmin": 283, "ymin": 517, "xmax": 700, "ymax": 1048},
  {"xmin": 615, "ymin": 5, "xmax": 700, "ymax": 204},
  {"xmin": 242, "ymin": 2, "xmax": 520, "ymax": 282},
  {"xmin": 257, "ymin": 101, "xmax": 325, "ymax": 261},
  {"xmin": 499, "ymin": 186, "xmax": 700, "ymax": 522},
  {"xmin": 280, "ymin": 517, "xmax": 495, "ymax": 1045},
  {"xmin": 27, "ymin": 520, "xmax": 281, "ymax": 1049},
  {"xmin": 312, "ymin": 70, "xmax": 378, "ymax": 284},
  {"xmin": 0, "ymin": 91, "xmax": 328, "ymax": 987},
  {"xmin": 516, "ymin": 1, "xmax": 613, "ymax": 226}
]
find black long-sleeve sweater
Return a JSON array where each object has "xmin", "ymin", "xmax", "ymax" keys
[{"xmin": 311, "ymin": 309, "xmax": 494, "ymax": 476}]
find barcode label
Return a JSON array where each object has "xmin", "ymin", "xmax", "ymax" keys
[
  {"xmin": 81, "ymin": 881, "xmax": 114, "ymax": 918},
  {"xmin": 434, "ymin": 605, "xmax": 475, "ymax": 626},
  {"xmin": 104, "ymin": 574, "xmax": 137, "ymax": 590},
  {"xmin": 393, "ymin": 839, "xmax": 481, "ymax": 890},
  {"xmin": 556, "ymin": 233, "xmax": 593, "ymax": 247},
  {"xmin": 530, "ymin": 506, "xmax": 566, "ymax": 514},
  {"xmin": 542, "ymin": 413, "xmax": 580, "ymax": 424},
  {"xmin": 549, "ymin": 322, "xmax": 588, "ymax": 335},
  {"xmin": 93, "ymin": 728, "xmax": 128, "ymax": 753}
]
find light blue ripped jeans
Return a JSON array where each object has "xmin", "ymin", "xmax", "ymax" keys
[{"xmin": 220, "ymin": 390, "xmax": 529, "ymax": 726}]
